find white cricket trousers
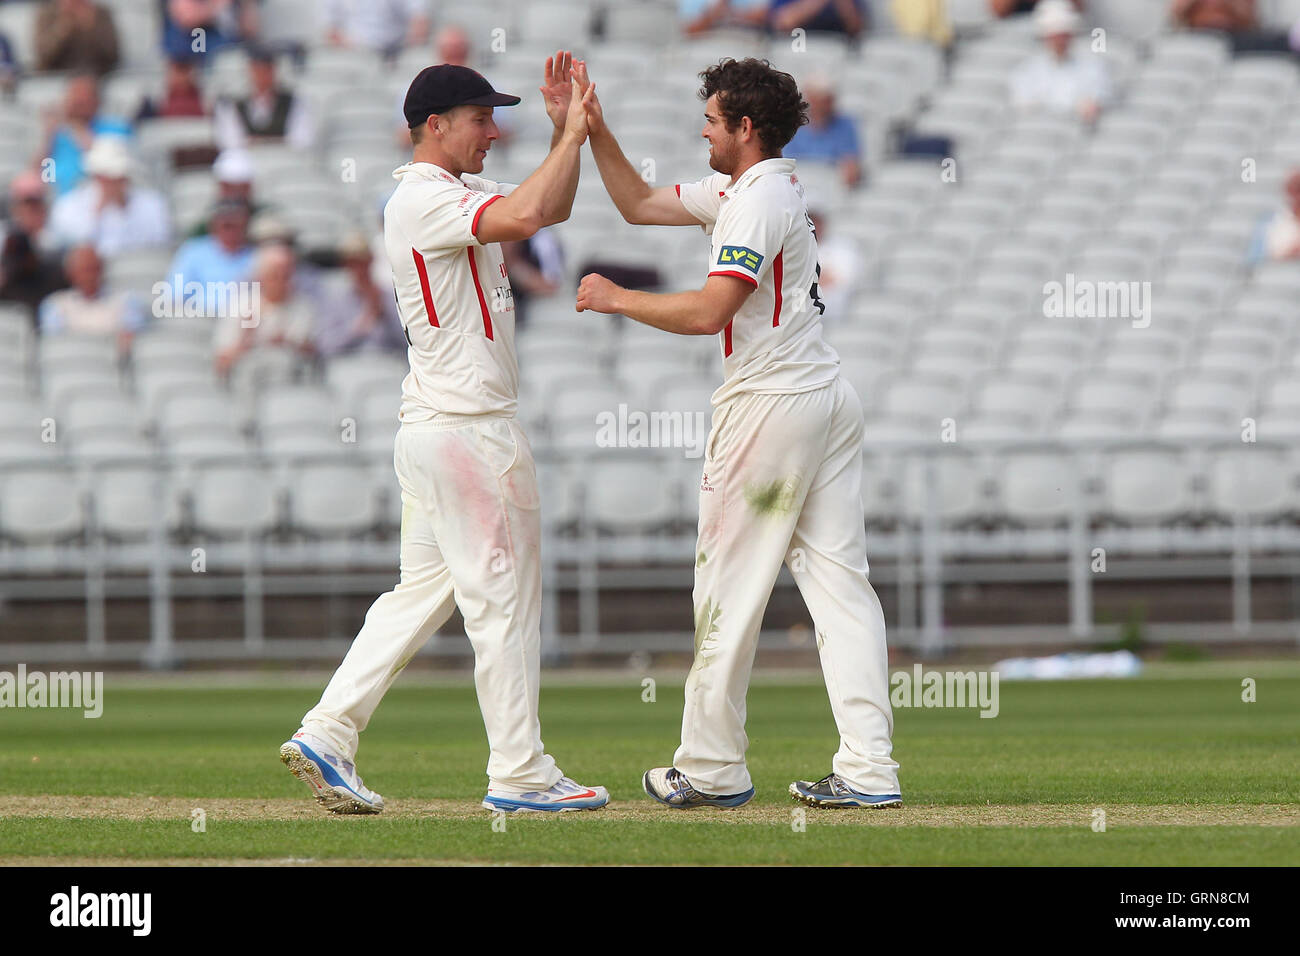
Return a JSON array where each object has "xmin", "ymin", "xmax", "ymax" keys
[
  {"xmin": 300, "ymin": 415, "xmax": 563, "ymax": 793},
  {"xmin": 674, "ymin": 377, "xmax": 900, "ymax": 796}
]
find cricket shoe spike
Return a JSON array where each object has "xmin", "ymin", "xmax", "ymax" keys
[
  {"xmin": 789, "ymin": 773, "xmax": 902, "ymax": 809},
  {"xmin": 280, "ymin": 731, "xmax": 385, "ymax": 814},
  {"xmin": 642, "ymin": 766, "xmax": 754, "ymax": 809},
  {"xmin": 482, "ymin": 776, "xmax": 609, "ymax": 812}
]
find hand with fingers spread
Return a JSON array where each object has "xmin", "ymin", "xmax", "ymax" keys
[
  {"xmin": 571, "ymin": 60, "xmax": 605, "ymax": 136},
  {"xmin": 540, "ymin": 50, "xmax": 575, "ymax": 131}
]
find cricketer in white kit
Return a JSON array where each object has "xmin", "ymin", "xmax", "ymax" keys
[
  {"xmin": 281, "ymin": 55, "xmax": 609, "ymax": 814},
  {"xmin": 574, "ymin": 59, "xmax": 901, "ymax": 810}
]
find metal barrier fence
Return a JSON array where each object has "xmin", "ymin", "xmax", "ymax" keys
[{"xmin": 1, "ymin": 438, "xmax": 1299, "ymax": 665}]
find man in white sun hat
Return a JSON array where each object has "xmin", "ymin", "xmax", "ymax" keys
[
  {"xmin": 48, "ymin": 135, "xmax": 171, "ymax": 256},
  {"xmin": 1010, "ymin": 0, "xmax": 1112, "ymax": 122}
]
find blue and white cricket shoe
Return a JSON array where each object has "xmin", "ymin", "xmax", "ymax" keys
[
  {"xmin": 789, "ymin": 773, "xmax": 902, "ymax": 809},
  {"xmin": 643, "ymin": 766, "xmax": 754, "ymax": 809},
  {"xmin": 280, "ymin": 731, "xmax": 385, "ymax": 814},
  {"xmin": 482, "ymin": 776, "xmax": 610, "ymax": 813}
]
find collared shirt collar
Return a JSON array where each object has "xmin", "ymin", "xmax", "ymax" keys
[
  {"xmin": 393, "ymin": 161, "xmax": 464, "ymax": 185},
  {"xmin": 722, "ymin": 157, "xmax": 797, "ymax": 198}
]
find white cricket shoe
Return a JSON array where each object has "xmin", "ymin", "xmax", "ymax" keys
[
  {"xmin": 279, "ymin": 730, "xmax": 385, "ymax": 814},
  {"xmin": 482, "ymin": 776, "xmax": 610, "ymax": 813}
]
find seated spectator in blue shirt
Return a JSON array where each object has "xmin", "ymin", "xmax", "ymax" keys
[
  {"xmin": 42, "ymin": 73, "xmax": 132, "ymax": 197},
  {"xmin": 162, "ymin": 0, "xmax": 259, "ymax": 61},
  {"xmin": 679, "ymin": 0, "xmax": 769, "ymax": 34},
  {"xmin": 785, "ymin": 79, "xmax": 862, "ymax": 188},
  {"xmin": 162, "ymin": 199, "xmax": 256, "ymax": 320},
  {"xmin": 769, "ymin": 0, "xmax": 866, "ymax": 37}
]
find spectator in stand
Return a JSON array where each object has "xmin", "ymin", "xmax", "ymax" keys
[
  {"xmin": 213, "ymin": 46, "xmax": 315, "ymax": 151},
  {"xmin": 392, "ymin": 26, "xmax": 517, "ymax": 149},
  {"xmin": 34, "ymin": 0, "xmax": 119, "ymax": 76},
  {"xmin": 785, "ymin": 77, "xmax": 862, "ymax": 188},
  {"xmin": 165, "ymin": 198, "xmax": 256, "ymax": 319},
  {"xmin": 314, "ymin": 233, "xmax": 406, "ymax": 358},
  {"xmin": 1248, "ymin": 169, "xmax": 1300, "ymax": 264},
  {"xmin": 890, "ymin": 0, "xmax": 953, "ymax": 48},
  {"xmin": 48, "ymin": 136, "xmax": 172, "ymax": 257},
  {"xmin": 214, "ymin": 243, "xmax": 314, "ymax": 376},
  {"xmin": 41, "ymin": 73, "xmax": 132, "ymax": 197},
  {"xmin": 213, "ymin": 149, "xmax": 255, "ymax": 204},
  {"xmin": 679, "ymin": 0, "xmax": 770, "ymax": 35},
  {"xmin": 0, "ymin": 172, "xmax": 66, "ymax": 316},
  {"xmin": 503, "ymin": 229, "xmax": 565, "ymax": 330},
  {"xmin": 433, "ymin": 24, "xmax": 472, "ymax": 67},
  {"xmin": 162, "ymin": 0, "xmax": 260, "ymax": 61},
  {"xmin": 1170, "ymin": 0, "xmax": 1295, "ymax": 54},
  {"xmin": 0, "ymin": 30, "xmax": 19, "ymax": 97},
  {"xmin": 991, "ymin": 0, "xmax": 1083, "ymax": 17},
  {"xmin": 136, "ymin": 52, "xmax": 215, "ymax": 168},
  {"xmin": 40, "ymin": 245, "xmax": 145, "ymax": 354},
  {"xmin": 325, "ymin": 0, "xmax": 430, "ymax": 58},
  {"xmin": 1010, "ymin": 0, "xmax": 1111, "ymax": 123},
  {"xmin": 183, "ymin": 149, "xmax": 265, "ymax": 238},
  {"xmin": 1170, "ymin": 0, "xmax": 1253, "ymax": 31},
  {"xmin": 136, "ymin": 53, "xmax": 207, "ymax": 120},
  {"xmin": 768, "ymin": 0, "xmax": 867, "ymax": 37},
  {"xmin": 247, "ymin": 212, "xmax": 325, "ymax": 301}
]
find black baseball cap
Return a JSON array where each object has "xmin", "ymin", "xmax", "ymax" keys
[{"xmin": 404, "ymin": 64, "xmax": 521, "ymax": 129}]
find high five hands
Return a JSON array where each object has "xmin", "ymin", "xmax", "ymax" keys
[
  {"xmin": 567, "ymin": 59, "xmax": 617, "ymax": 313},
  {"xmin": 570, "ymin": 61, "xmax": 605, "ymax": 136},
  {"xmin": 540, "ymin": 50, "xmax": 597, "ymax": 144}
]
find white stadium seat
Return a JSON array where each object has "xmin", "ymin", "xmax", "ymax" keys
[
  {"xmin": 288, "ymin": 461, "xmax": 379, "ymax": 536},
  {"xmin": 0, "ymin": 467, "xmax": 83, "ymax": 542},
  {"xmin": 583, "ymin": 457, "xmax": 680, "ymax": 533},
  {"xmin": 190, "ymin": 464, "xmax": 278, "ymax": 537},
  {"xmin": 1103, "ymin": 451, "xmax": 1196, "ymax": 522}
]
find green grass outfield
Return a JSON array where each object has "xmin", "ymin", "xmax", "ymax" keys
[{"xmin": 1, "ymin": 663, "xmax": 1298, "ymax": 865}]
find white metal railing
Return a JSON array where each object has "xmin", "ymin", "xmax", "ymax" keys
[{"xmin": 1, "ymin": 438, "xmax": 1298, "ymax": 665}]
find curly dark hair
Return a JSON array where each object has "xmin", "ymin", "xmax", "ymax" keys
[{"xmin": 698, "ymin": 58, "xmax": 809, "ymax": 156}]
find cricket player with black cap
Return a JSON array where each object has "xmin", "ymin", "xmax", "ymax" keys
[{"xmin": 280, "ymin": 54, "xmax": 609, "ymax": 814}]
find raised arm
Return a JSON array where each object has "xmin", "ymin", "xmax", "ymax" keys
[
  {"xmin": 575, "ymin": 63, "xmax": 703, "ymax": 227},
  {"xmin": 476, "ymin": 57, "xmax": 594, "ymax": 243}
]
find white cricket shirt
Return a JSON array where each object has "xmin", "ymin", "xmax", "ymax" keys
[
  {"xmin": 384, "ymin": 162, "xmax": 518, "ymax": 422},
  {"xmin": 676, "ymin": 157, "xmax": 840, "ymax": 405}
]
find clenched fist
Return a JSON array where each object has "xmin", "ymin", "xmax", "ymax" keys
[{"xmin": 576, "ymin": 272, "xmax": 622, "ymax": 314}]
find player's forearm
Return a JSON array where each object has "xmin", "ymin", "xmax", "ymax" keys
[
  {"xmin": 540, "ymin": 135, "xmax": 582, "ymax": 226},
  {"xmin": 588, "ymin": 126, "xmax": 654, "ymax": 223},
  {"xmin": 612, "ymin": 287, "xmax": 720, "ymax": 336}
]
